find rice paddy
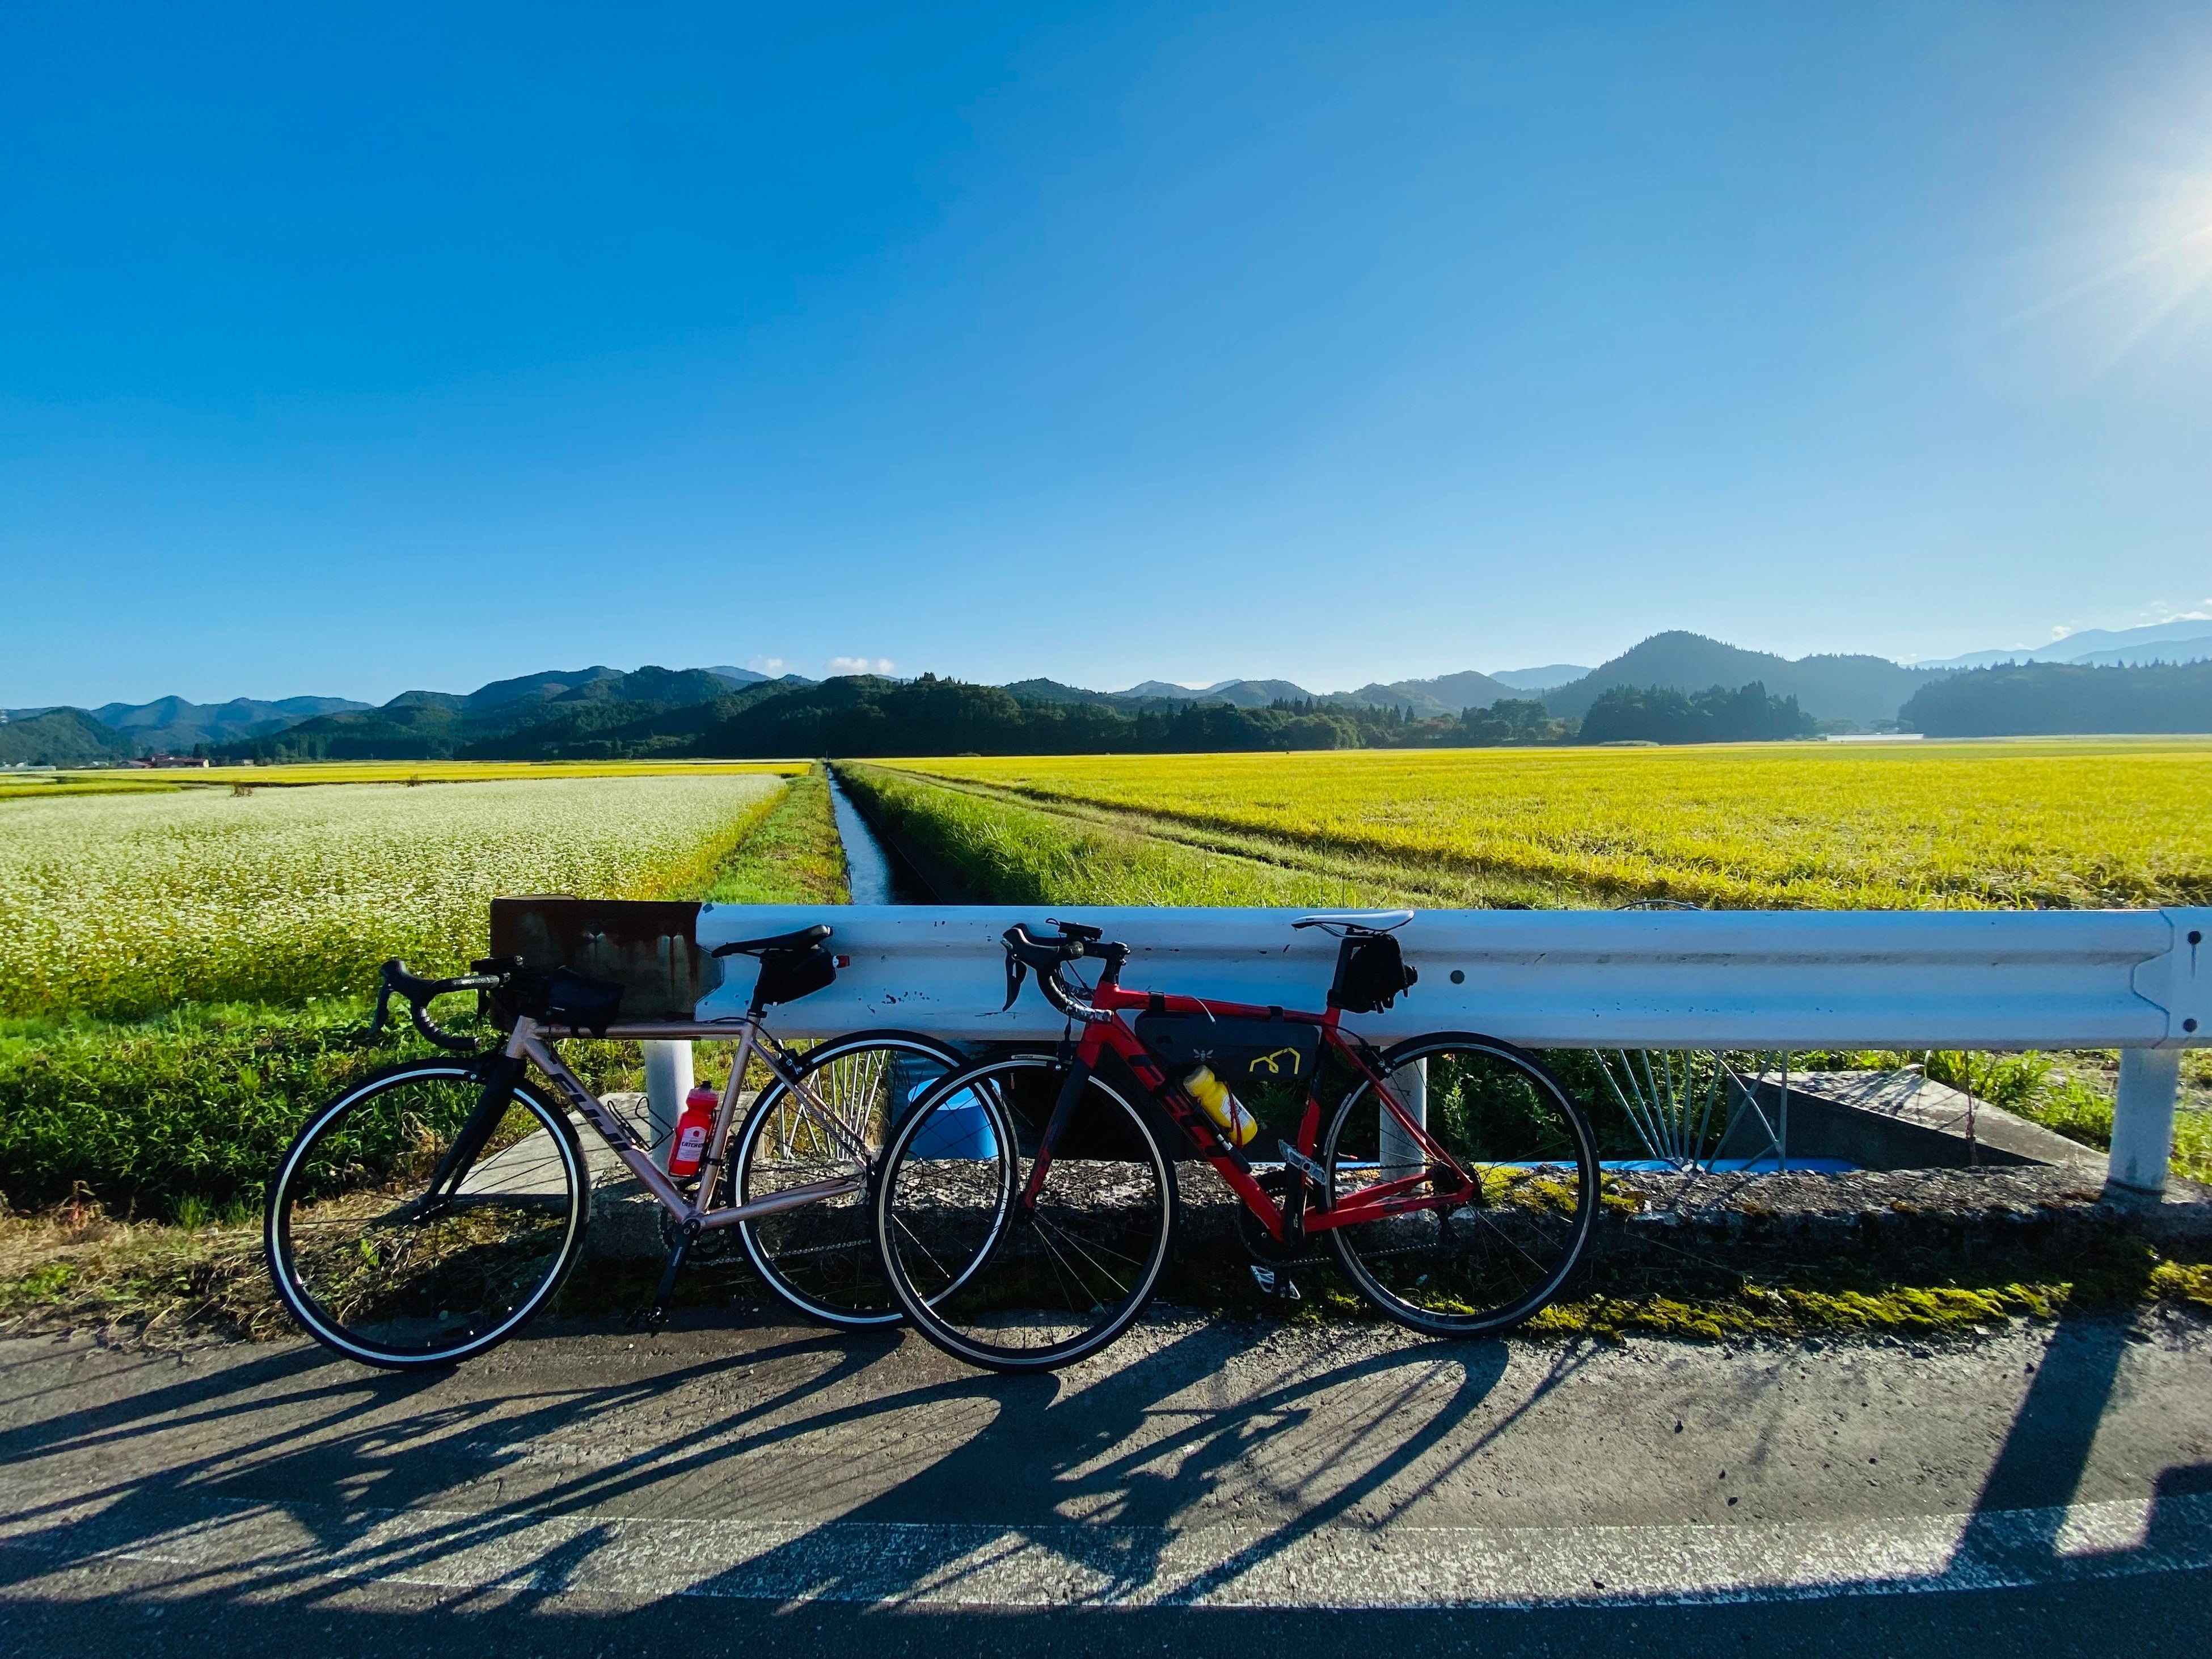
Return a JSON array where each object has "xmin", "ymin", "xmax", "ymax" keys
[{"xmin": 852, "ymin": 738, "xmax": 2212, "ymax": 911}]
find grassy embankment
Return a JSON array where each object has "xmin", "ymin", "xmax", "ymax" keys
[
  {"xmin": 841, "ymin": 748, "xmax": 2212, "ymax": 1339},
  {"xmin": 0, "ymin": 766, "xmax": 846, "ymax": 1337}
]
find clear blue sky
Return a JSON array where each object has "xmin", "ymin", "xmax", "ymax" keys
[{"xmin": 5, "ymin": 1, "xmax": 2210, "ymax": 707}]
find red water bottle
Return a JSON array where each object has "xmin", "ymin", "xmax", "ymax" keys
[{"xmin": 669, "ymin": 1083, "xmax": 719, "ymax": 1178}]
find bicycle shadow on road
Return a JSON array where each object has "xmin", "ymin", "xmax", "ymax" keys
[
  {"xmin": 0, "ymin": 1319, "xmax": 923, "ymax": 1601},
  {"xmin": 686, "ymin": 1319, "xmax": 1541, "ymax": 1605},
  {"xmin": 0, "ymin": 1311, "xmax": 1542, "ymax": 1612}
]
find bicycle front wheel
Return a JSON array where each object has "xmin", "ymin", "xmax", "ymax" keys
[
  {"xmin": 1320, "ymin": 1033, "xmax": 1597, "ymax": 1337},
  {"xmin": 731, "ymin": 1030, "xmax": 965, "ymax": 1328},
  {"xmin": 875, "ymin": 1054, "xmax": 1177, "ymax": 1373},
  {"xmin": 265, "ymin": 1058, "xmax": 588, "ymax": 1370}
]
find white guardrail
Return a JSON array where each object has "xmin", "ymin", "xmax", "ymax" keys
[{"xmin": 689, "ymin": 904, "xmax": 2211, "ymax": 1196}]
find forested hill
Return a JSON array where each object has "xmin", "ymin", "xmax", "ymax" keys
[
  {"xmin": 27, "ymin": 631, "xmax": 2211, "ymax": 769},
  {"xmin": 0, "ymin": 708, "xmax": 136, "ymax": 767},
  {"xmin": 217, "ymin": 668, "xmax": 795, "ymax": 762},
  {"xmin": 450, "ymin": 674, "xmax": 1821, "ymax": 758},
  {"xmin": 1539, "ymin": 632, "xmax": 1941, "ymax": 726},
  {"xmin": 1901, "ymin": 661, "xmax": 2212, "ymax": 737}
]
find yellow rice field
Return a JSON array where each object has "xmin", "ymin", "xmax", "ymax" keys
[{"xmin": 873, "ymin": 738, "xmax": 2212, "ymax": 910}]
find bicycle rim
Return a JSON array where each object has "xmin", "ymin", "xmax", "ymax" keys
[
  {"xmin": 876, "ymin": 1055, "xmax": 1177, "ymax": 1373},
  {"xmin": 267, "ymin": 1060, "xmax": 587, "ymax": 1369},
  {"xmin": 1321, "ymin": 1034, "xmax": 1596, "ymax": 1336},
  {"xmin": 734, "ymin": 1032, "xmax": 964, "ymax": 1328}
]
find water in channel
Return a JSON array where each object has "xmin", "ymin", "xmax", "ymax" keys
[{"xmin": 825, "ymin": 766, "xmax": 935, "ymax": 905}]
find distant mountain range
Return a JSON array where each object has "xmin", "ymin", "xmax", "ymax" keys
[
  {"xmin": 0, "ymin": 694, "xmax": 372, "ymax": 759},
  {"xmin": 1490, "ymin": 665, "xmax": 1591, "ymax": 692},
  {"xmin": 7, "ymin": 619, "xmax": 2206, "ymax": 767},
  {"xmin": 1914, "ymin": 618, "xmax": 2212, "ymax": 671}
]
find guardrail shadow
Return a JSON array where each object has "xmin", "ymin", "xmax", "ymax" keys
[{"xmin": 1940, "ymin": 1303, "xmax": 2210, "ymax": 1594}]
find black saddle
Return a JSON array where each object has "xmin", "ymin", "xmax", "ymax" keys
[{"xmin": 710, "ymin": 924, "xmax": 833, "ymax": 959}]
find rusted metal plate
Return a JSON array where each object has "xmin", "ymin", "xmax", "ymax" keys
[{"xmin": 489, "ymin": 896, "xmax": 720, "ymax": 1021}]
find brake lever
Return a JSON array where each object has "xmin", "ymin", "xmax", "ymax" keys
[
  {"xmin": 1003, "ymin": 952, "xmax": 1029, "ymax": 1011},
  {"xmin": 358, "ymin": 959, "xmax": 406, "ymax": 1044},
  {"xmin": 363, "ymin": 981, "xmax": 396, "ymax": 1042}
]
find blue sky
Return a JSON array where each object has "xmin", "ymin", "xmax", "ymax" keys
[{"xmin": 5, "ymin": 1, "xmax": 2210, "ymax": 707}]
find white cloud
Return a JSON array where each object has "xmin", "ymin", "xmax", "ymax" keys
[
  {"xmin": 2143, "ymin": 599, "xmax": 2212, "ymax": 624},
  {"xmin": 746, "ymin": 656, "xmax": 786, "ymax": 674},
  {"xmin": 826, "ymin": 656, "xmax": 896, "ymax": 676}
]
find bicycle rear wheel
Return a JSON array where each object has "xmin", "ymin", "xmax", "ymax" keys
[
  {"xmin": 1320, "ymin": 1033, "xmax": 1596, "ymax": 1336},
  {"xmin": 874, "ymin": 1054, "xmax": 1177, "ymax": 1373},
  {"xmin": 265, "ymin": 1058, "xmax": 588, "ymax": 1370},
  {"xmin": 731, "ymin": 1031, "xmax": 965, "ymax": 1328}
]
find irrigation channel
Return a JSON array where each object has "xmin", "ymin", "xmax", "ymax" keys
[{"xmin": 824, "ymin": 765, "xmax": 936, "ymax": 905}]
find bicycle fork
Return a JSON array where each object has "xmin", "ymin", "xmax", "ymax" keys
[{"xmin": 423, "ymin": 1053, "xmax": 527, "ymax": 1206}]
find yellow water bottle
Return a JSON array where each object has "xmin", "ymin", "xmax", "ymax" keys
[{"xmin": 1184, "ymin": 1065, "xmax": 1259, "ymax": 1147}]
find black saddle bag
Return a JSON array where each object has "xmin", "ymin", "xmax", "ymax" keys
[
  {"xmin": 1133, "ymin": 1011, "xmax": 1324, "ymax": 1090},
  {"xmin": 751, "ymin": 944, "xmax": 838, "ymax": 1010},
  {"xmin": 1329, "ymin": 933, "xmax": 1417, "ymax": 1014}
]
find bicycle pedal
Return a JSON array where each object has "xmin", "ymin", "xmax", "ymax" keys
[{"xmin": 1248, "ymin": 1263, "xmax": 1302, "ymax": 1303}]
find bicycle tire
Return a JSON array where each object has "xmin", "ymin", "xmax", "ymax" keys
[
  {"xmin": 874, "ymin": 1053, "xmax": 1178, "ymax": 1374},
  {"xmin": 1320, "ymin": 1032, "xmax": 1597, "ymax": 1337},
  {"xmin": 729, "ymin": 1029, "xmax": 966, "ymax": 1329},
  {"xmin": 265, "ymin": 1057, "xmax": 589, "ymax": 1370}
]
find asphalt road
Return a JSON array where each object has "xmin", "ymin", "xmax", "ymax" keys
[{"xmin": 4, "ymin": 1303, "xmax": 2211, "ymax": 1656}]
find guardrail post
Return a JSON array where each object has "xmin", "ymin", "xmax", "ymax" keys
[
  {"xmin": 2108, "ymin": 1049, "xmax": 2183, "ymax": 1197},
  {"xmin": 1380, "ymin": 1059, "xmax": 1427, "ymax": 1179},
  {"xmin": 641, "ymin": 1040, "xmax": 694, "ymax": 1173}
]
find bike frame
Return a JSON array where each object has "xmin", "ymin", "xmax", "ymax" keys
[
  {"xmin": 499, "ymin": 1014, "xmax": 877, "ymax": 1235},
  {"xmin": 1023, "ymin": 980, "xmax": 1477, "ymax": 1245}
]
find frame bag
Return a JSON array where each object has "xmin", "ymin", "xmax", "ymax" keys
[{"xmin": 1133, "ymin": 1011, "xmax": 1324, "ymax": 1090}]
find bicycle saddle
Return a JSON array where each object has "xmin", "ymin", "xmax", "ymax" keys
[
  {"xmin": 1291, "ymin": 910, "xmax": 1413, "ymax": 934},
  {"xmin": 711, "ymin": 923, "xmax": 834, "ymax": 959}
]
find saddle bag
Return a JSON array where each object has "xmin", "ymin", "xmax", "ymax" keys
[
  {"xmin": 1329, "ymin": 932, "xmax": 1418, "ymax": 1014},
  {"xmin": 1132, "ymin": 1010, "xmax": 1324, "ymax": 1090},
  {"xmin": 750, "ymin": 944, "xmax": 838, "ymax": 1010}
]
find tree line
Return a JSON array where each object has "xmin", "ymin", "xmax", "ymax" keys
[{"xmin": 585, "ymin": 674, "xmax": 1817, "ymax": 759}]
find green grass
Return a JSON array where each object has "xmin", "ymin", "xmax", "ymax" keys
[
  {"xmin": 1786, "ymin": 1048, "xmax": 2212, "ymax": 1184},
  {"xmin": 0, "ymin": 1003, "xmax": 652, "ymax": 1222},
  {"xmin": 843, "ymin": 763, "xmax": 1364, "ymax": 906},
  {"xmin": 703, "ymin": 766, "xmax": 850, "ymax": 904}
]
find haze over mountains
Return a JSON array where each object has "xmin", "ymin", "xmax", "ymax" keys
[
  {"xmin": 5, "ymin": 618, "xmax": 2208, "ymax": 766},
  {"xmin": 1914, "ymin": 618, "xmax": 2212, "ymax": 671}
]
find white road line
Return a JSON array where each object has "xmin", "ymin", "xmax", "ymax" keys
[{"xmin": 7, "ymin": 1490, "xmax": 2211, "ymax": 1608}]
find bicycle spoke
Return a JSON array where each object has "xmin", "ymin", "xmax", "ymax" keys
[
  {"xmin": 1323, "ymin": 1040, "xmax": 1596, "ymax": 1335},
  {"xmin": 878, "ymin": 1056, "xmax": 1173, "ymax": 1371},
  {"xmin": 736, "ymin": 1036, "xmax": 961, "ymax": 1328},
  {"xmin": 269, "ymin": 1064, "xmax": 584, "ymax": 1368}
]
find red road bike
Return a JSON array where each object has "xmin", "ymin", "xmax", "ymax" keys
[{"xmin": 872, "ymin": 914, "xmax": 1599, "ymax": 1372}]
